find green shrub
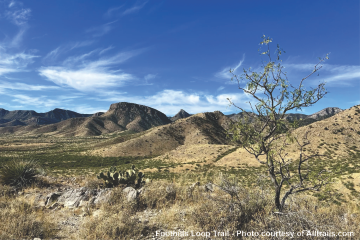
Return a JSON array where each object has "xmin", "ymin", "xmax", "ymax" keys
[{"xmin": 0, "ymin": 159, "xmax": 42, "ymax": 188}]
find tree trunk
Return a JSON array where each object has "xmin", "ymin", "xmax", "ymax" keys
[{"xmin": 274, "ymin": 186, "xmax": 282, "ymax": 211}]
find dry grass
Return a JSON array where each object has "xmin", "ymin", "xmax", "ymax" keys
[
  {"xmin": 0, "ymin": 190, "xmax": 57, "ymax": 239},
  {"xmin": 77, "ymin": 173, "xmax": 360, "ymax": 239}
]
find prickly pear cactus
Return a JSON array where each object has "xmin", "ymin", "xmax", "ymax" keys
[{"xmin": 97, "ymin": 165, "xmax": 148, "ymax": 188}]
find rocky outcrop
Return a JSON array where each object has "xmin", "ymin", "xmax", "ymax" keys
[
  {"xmin": 30, "ymin": 187, "xmax": 112, "ymax": 209},
  {"xmin": 308, "ymin": 107, "xmax": 343, "ymax": 119}
]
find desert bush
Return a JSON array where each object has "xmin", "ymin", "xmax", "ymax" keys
[{"xmin": 0, "ymin": 159, "xmax": 43, "ymax": 188}]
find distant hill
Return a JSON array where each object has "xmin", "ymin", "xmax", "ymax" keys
[
  {"xmin": 170, "ymin": 109, "xmax": 192, "ymax": 122},
  {"xmin": 92, "ymin": 111, "xmax": 232, "ymax": 157},
  {"xmin": 307, "ymin": 107, "xmax": 343, "ymax": 119},
  {"xmin": 0, "ymin": 108, "xmax": 92, "ymax": 127},
  {"xmin": 0, "ymin": 102, "xmax": 172, "ymax": 137},
  {"xmin": 226, "ymin": 107, "xmax": 343, "ymax": 127}
]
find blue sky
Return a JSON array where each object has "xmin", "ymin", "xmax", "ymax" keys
[{"xmin": 0, "ymin": 0, "xmax": 359, "ymax": 116}]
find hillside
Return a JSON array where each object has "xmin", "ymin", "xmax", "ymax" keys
[
  {"xmin": 91, "ymin": 111, "xmax": 232, "ymax": 157},
  {"xmin": 0, "ymin": 102, "xmax": 171, "ymax": 137},
  {"xmin": 214, "ymin": 105, "xmax": 360, "ymax": 168},
  {"xmin": 227, "ymin": 107, "xmax": 343, "ymax": 123}
]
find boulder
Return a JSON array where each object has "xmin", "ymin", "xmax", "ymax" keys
[{"xmin": 123, "ymin": 187, "xmax": 138, "ymax": 202}]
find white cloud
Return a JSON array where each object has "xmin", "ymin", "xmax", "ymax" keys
[
  {"xmin": 122, "ymin": 1, "xmax": 148, "ymax": 15},
  {"xmin": 9, "ymin": 25, "xmax": 27, "ymax": 47},
  {"xmin": 284, "ymin": 63, "xmax": 360, "ymax": 86},
  {"xmin": 99, "ymin": 46, "xmax": 114, "ymax": 55},
  {"xmin": 321, "ymin": 65, "xmax": 360, "ymax": 85},
  {"xmin": 43, "ymin": 41, "xmax": 94, "ymax": 63},
  {"xmin": 0, "ymin": 50, "xmax": 38, "ymax": 76},
  {"xmin": 40, "ymin": 46, "xmax": 145, "ymax": 92},
  {"xmin": 5, "ymin": 8, "xmax": 31, "ymax": 25},
  {"xmin": 39, "ymin": 67, "xmax": 133, "ymax": 91},
  {"xmin": 69, "ymin": 40, "xmax": 94, "ymax": 50},
  {"xmin": 215, "ymin": 54, "xmax": 245, "ymax": 79},
  {"xmin": 104, "ymin": 6, "xmax": 124, "ymax": 18},
  {"xmin": 217, "ymin": 86, "xmax": 225, "ymax": 91},
  {"xmin": 0, "ymin": 81, "xmax": 59, "ymax": 91},
  {"xmin": 86, "ymin": 21, "xmax": 118, "ymax": 37},
  {"xmin": 11, "ymin": 94, "xmax": 62, "ymax": 108},
  {"xmin": 8, "ymin": 1, "xmax": 16, "ymax": 8},
  {"xmin": 144, "ymin": 74, "xmax": 156, "ymax": 81},
  {"xmin": 43, "ymin": 47, "xmax": 61, "ymax": 62},
  {"xmin": 70, "ymin": 105, "xmax": 108, "ymax": 114}
]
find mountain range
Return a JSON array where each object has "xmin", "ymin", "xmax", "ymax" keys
[
  {"xmin": 0, "ymin": 103, "xmax": 343, "ymax": 137},
  {"xmin": 0, "ymin": 108, "xmax": 92, "ymax": 127}
]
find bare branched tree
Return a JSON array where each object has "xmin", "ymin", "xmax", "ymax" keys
[{"xmin": 227, "ymin": 35, "xmax": 330, "ymax": 211}]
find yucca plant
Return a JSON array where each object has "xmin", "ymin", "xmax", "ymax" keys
[{"xmin": 0, "ymin": 159, "xmax": 42, "ymax": 188}]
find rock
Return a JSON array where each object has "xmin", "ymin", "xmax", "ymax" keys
[
  {"xmin": 123, "ymin": 187, "xmax": 137, "ymax": 202},
  {"xmin": 45, "ymin": 192, "xmax": 62, "ymax": 207},
  {"xmin": 31, "ymin": 187, "xmax": 112, "ymax": 208},
  {"xmin": 57, "ymin": 187, "xmax": 87, "ymax": 208},
  {"xmin": 49, "ymin": 202, "xmax": 63, "ymax": 210}
]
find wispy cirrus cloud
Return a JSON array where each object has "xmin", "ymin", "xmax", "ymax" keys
[
  {"xmin": 104, "ymin": 1, "xmax": 147, "ymax": 18},
  {"xmin": 143, "ymin": 73, "xmax": 156, "ymax": 85},
  {"xmin": 43, "ymin": 41, "xmax": 94, "ymax": 63},
  {"xmin": 39, "ymin": 48, "xmax": 145, "ymax": 92},
  {"xmin": 11, "ymin": 94, "xmax": 62, "ymax": 108},
  {"xmin": 0, "ymin": 50, "xmax": 38, "ymax": 76},
  {"xmin": 283, "ymin": 63, "xmax": 360, "ymax": 86},
  {"xmin": 104, "ymin": 6, "xmax": 124, "ymax": 18},
  {"xmin": 5, "ymin": 7, "xmax": 31, "ymax": 26},
  {"xmin": 217, "ymin": 86, "xmax": 225, "ymax": 91},
  {"xmin": 215, "ymin": 54, "xmax": 245, "ymax": 80},
  {"xmin": 85, "ymin": 21, "xmax": 118, "ymax": 37},
  {"xmin": 122, "ymin": 1, "xmax": 148, "ymax": 15},
  {"xmin": 0, "ymin": 81, "xmax": 58, "ymax": 91},
  {"xmin": 0, "ymin": 1, "xmax": 31, "ymax": 48}
]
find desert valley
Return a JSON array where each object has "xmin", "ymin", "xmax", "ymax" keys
[{"xmin": 0, "ymin": 102, "xmax": 359, "ymax": 239}]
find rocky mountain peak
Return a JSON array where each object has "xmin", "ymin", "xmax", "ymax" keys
[
  {"xmin": 105, "ymin": 102, "xmax": 171, "ymax": 132},
  {"xmin": 171, "ymin": 109, "xmax": 191, "ymax": 122},
  {"xmin": 308, "ymin": 107, "xmax": 343, "ymax": 119}
]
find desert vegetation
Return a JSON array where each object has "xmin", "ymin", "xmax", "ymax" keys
[
  {"xmin": 0, "ymin": 165, "xmax": 359, "ymax": 239},
  {"xmin": 0, "ymin": 117, "xmax": 359, "ymax": 239}
]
